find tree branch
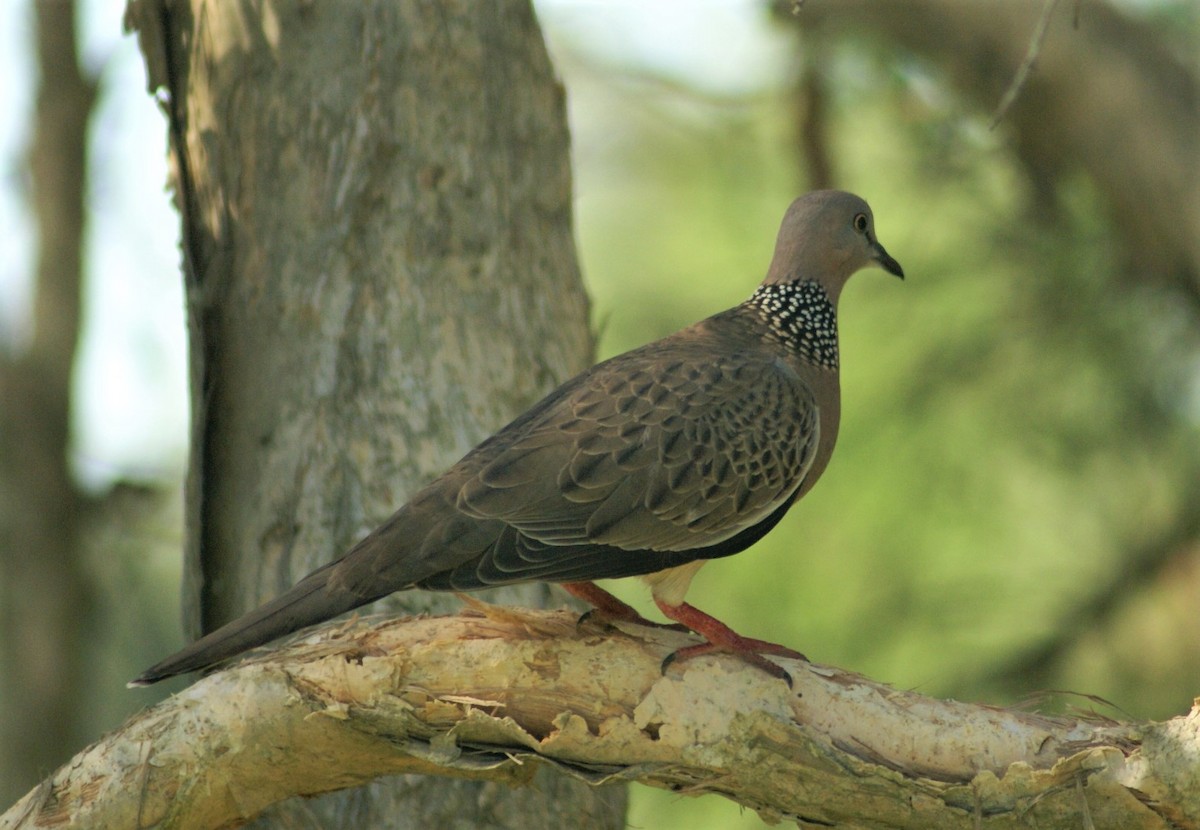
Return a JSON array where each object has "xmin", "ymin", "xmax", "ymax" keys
[
  {"xmin": 781, "ymin": 0, "xmax": 1200, "ymax": 305},
  {"xmin": 3, "ymin": 603, "xmax": 1195, "ymax": 829},
  {"xmin": 987, "ymin": 0, "xmax": 1062, "ymax": 129},
  {"xmin": 980, "ymin": 489, "xmax": 1200, "ymax": 695}
]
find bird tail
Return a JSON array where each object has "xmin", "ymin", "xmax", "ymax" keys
[{"xmin": 128, "ymin": 559, "xmax": 380, "ymax": 687}]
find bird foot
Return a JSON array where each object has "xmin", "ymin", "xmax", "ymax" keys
[
  {"xmin": 561, "ymin": 582, "xmax": 689, "ymax": 631},
  {"xmin": 655, "ymin": 599, "xmax": 807, "ymax": 686}
]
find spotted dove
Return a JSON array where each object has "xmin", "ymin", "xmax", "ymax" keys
[{"xmin": 132, "ymin": 190, "xmax": 903, "ymax": 686}]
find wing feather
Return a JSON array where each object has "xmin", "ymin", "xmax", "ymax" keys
[{"xmin": 457, "ymin": 344, "xmax": 819, "ymax": 563}]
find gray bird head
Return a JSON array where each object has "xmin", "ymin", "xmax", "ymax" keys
[{"xmin": 764, "ymin": 190, "xmax": 904, "ymax": 298}]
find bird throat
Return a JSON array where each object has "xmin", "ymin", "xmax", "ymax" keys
[{"xmin": 747, "ymin": 281, "xmax": 839, "ymax": 370}]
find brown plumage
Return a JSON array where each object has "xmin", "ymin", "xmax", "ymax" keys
[{"xmin": 132, "ymin": 190, "xmax": 903, "ymax": 687}]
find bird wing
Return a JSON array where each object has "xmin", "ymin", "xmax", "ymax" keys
[{"xmin": 455, "ymin": 345, "xmax": 820, "ymax": 556}]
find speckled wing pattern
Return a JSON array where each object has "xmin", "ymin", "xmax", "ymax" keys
[{"xmin": 412, "ymin": 339, "xmax": 819, "ymax": 588}]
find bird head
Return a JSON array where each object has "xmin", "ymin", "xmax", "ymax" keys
[{"xmin": 764, "ymin": 190, "xmax": 903, "ymax": 300}]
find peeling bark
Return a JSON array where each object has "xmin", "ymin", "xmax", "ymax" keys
[{"xmin": 3, "ymin": 605, "xmax": 1195, "ymax": 830}]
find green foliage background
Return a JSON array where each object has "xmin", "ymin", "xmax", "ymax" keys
[{"xmin": 549, "ymin": 11, "xmax": 1199, "ymax": 826}]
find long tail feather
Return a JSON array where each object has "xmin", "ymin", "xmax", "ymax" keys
[{"xmin": 129, "ymin": 561, "xmax": 379, "ymax": 686}]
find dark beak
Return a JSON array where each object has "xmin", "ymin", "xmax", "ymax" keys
[{"xmin": 871, "ymin": 241, "xmax": 904, "ymax": 279}]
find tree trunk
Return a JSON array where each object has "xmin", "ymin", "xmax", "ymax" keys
[
  {"xmin": 124, "ymin": 0, "xmax": 623, "ymax": 826},
  {"xmin": 0, "ymin": 0, "xmax": 96, "ymax": 805}
]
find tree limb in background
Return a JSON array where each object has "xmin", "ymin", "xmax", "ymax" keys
[
  {"xmin": 988, "ymin": 0, "xmax": 1063, "ymax": 129},
  {"xmin": 2, "ymin": 606, "xmax": 1194, "ymax": 830},
  {"xmin": 982, "ymin": 490, "xmax": 1200, "ymax": 694},
  {"xmin": 783, "ymin": 0, "xmax": 1199, "ymax": 304},
  {"xmin": 796, "ymin": 41, "xmax": 834, "ymax": 189}
]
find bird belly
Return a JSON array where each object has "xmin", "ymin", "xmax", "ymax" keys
[{"xmin": 641, "ymin": 559, "xmax": 707, "ymax": 605}]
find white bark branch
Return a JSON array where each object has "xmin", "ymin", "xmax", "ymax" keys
[{"xmin": 3, "ymin": 602, "xmax": 1196, "ymax": 829}]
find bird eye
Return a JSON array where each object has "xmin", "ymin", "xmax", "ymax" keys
[{"xmin": 853, "ymin": 213, "xmax": 869, "ymax": 233}]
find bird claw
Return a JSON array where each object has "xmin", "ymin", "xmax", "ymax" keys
[
  {"xmin": 652, "ymin": 599, "xmax": 806, "ymax": 687},
  {"xmin": 563, "ymin": 581, "xmax": 689, "ymax": 631},
  {"xmin": 660, "ymin": 642, "xmax": 799, "ymax": 688},
  {"xmin": 576, "ymin": 607, "xmax": 690, "ymax": 632}
]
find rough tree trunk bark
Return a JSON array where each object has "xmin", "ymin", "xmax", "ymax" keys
[{"xmin": 123, "ymin": 0, "xmax": 624, "ymax": 826}]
